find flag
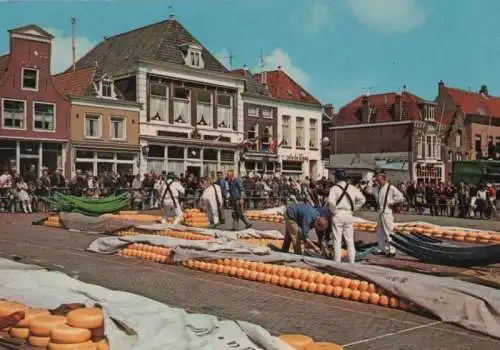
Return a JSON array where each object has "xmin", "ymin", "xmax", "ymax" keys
[{"xmin": 269, "ymin": 139, "xmax": 284, "ymax": 152}]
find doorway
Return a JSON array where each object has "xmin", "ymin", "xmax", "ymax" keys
[
  {"xmin": 186, "ymin": 166, "xmax": 201, "ymax": 179},
  {"xmin": 20, "ymin": 157, "xmax": 38, "ymax": 178}
]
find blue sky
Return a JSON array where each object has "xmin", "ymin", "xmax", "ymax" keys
[{"xmin": 1, "ymin": 0, "xmax": 500, "ymax": 108}]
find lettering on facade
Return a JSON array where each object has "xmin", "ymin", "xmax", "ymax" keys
[{"xmin": 285, "ymin": 154, "xmax": 309, "ymax": 161}]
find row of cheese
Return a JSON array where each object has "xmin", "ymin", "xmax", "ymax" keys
[
  {"xmin": 279, "ymin": 334, "xmax": 343, "ymax": 349},
  {"xmin": 0, "ymin": 301, "xmax": 107, "ymax": 349}
]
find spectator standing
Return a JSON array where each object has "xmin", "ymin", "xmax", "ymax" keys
[{"xmin": 228, "ymin": 170, "xmax": 252, "ymax": 230}]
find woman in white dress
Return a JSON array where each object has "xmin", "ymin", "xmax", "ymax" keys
[{"xmin": 16, "ymin": 177, "xmax": 32, "ymax": 213}]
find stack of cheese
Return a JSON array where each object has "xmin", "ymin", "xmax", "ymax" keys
[
  {"xmin": 183, "ymin": 209, "xmax": 210, "ymax": 228},
  {"xmin": 45, "ymin": 216, "xmax": 62, "ymax": 228},
  {"xmin": 279, "ymin": 334, "xmax": 344, "ymax": 349},
  {"xmin": 0, "ymin": 301, "xmax": 108, "ymax": 349},
  {"xmin": 245, "ymin": 211, "xmax": 284, "ymax": 223}
]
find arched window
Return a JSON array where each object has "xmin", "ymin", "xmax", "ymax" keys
[{"xmin": 455, "ymin": 130, "xmax": 462, "ymax": 148}]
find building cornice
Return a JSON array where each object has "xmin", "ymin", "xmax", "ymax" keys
[
  {"xmin": 69, "ymin": 95, "xmax": 142, "ymax": 111},
  {"xmin": 242, "ymin": 93, "xmax": 323, "ymax": 110},
  {"xmin": 330, "ymin": 120, "xmax": 413, "ymax": 130}
]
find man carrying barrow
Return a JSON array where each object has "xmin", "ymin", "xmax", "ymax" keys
[
  {"xmin": 281, "ymin": 203, "xmax": 330, "ymax": 255},
  {"xmin": 365, "ymin": 170, "xmax": 405, "ymax": 257}
]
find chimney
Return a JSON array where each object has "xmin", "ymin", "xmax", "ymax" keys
[
  {"xmin": 479, "ymin": 85, "xmax": 489, "ymax": 96},
  {"xmin": 361, "ymin": 95, "xmax": 370, "ymax": 124},
  {"xmin": 324, "ymin": 103, "xmax": 335, "ymax": 120},
  {"xmin": 438, "ymin": 80, "xmax": 445, "ymax": 88},
  {"xmin": 394, "ymin": 93, "xmax": 402, "ymax": 120}
]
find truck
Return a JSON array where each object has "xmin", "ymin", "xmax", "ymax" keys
[{"xmin": 452, "ymin": 160, "xmax": 500, "ymax": 185}]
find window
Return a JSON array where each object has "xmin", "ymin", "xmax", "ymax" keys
[
  {"xmin": 2, "ymin": 99, "xmax": 25, "ymax": 129},
  {"xmin": 309, "ymin": 119, "xmax": 318, "ymax": 148},
  {"xmin": 475, "ymin": 135, "xmax": 482, "ymax": 158},
  {"xmin": 488, "ymin": 136, "xmax": 494, "ymax": 158},
  {"xmin": 262, "ymin": 107, "xmax": 272, "ymax": 119},
  {"xmin": 424, "ymin": 105, "xmax": 435, "ymax": 121},
  {"xmin": 184, "ymin": 45, "xmax": 204, "ymax": 69},
  {"xmin": 190, "ymin": 52, "xmax": 201, "ymax": 67},
  {"xmin": 248, "ymin": 105, "xmax": 259, "ymax": 117},
  {"xmin": 85, "ymin": 114, "xmax": 101, "ymax": 138},
  {"xmin": 455, "ymin": 130, "xmax": 462, "ymax": 148},
  {"xmin": 217, "ymin": 94, "xmax": 232, "ymax": 128},
  {"xmin": 247, "ymin": 125, "xmax": 258, "ymax": 150},
  {"xmin": 101, "ymin": 80, "xmax": 113, "ymax": 98},
  {"xmin": 416, "ymin": 136, "xmax": 423, "ymax": 158},
  {"xmin": 261, "ymin": 126, "xmax": 273, "ymax": 152},
  {"xmin": 425, "ymin": 134, "xmax": 439, "ymax": 159},
  {"xmin": 282, "ymin": 115, "xmax": 291, "ymax": 146},
  {"xmin": 110, "ymin": 117, "xmax": 125, "ymax": 140},
  {"xmin": 496, "ymin": 137, "xmax": 500, "ymax": 158},
  {"xmin": 196, "ymin": 90, "xmax": 212, "ymax": 126},
  {"xmin": 22, "ymin": 68, "xmax": 38, "ymax": 90},
  {"xmin": 448, "ymin": 151, "xmax": 453, "ymax": 162},
  {"xmin": 296, "ymin": 117, "xmax": 304, "ymax": 147},
  {"xmin": 34, "ymin": 103, "xmax": 55, "ymax": 131},
  {"xmin": 173, "ymin": 87, "xmax": 190, "ymax": 124},
  {"xmin": 149, "ymin": 84, "xmax": 168, "ymax": 121}
]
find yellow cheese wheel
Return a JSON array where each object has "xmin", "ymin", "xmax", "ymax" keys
[
  {"xmin": 16, "ymin": 308, "xmax": 51, "ymax": 328},
  {"xmin": 29, "ymin": 335, "xmax": 51, "ymax": 348},
  {"xmin": 9, "ymin": 326, "xmax": 30, "ymax": 339},
  {"xmin": 279, "ymin": 334, "xmax": 314, "ymax": 349},
  {"xmin": 94, "ymin": 339, "xmax": 109, "ymax": 350},
  {"xmin": 0, "ymin": 302, "xmax": 28, "ymax": 316},
  {"xmin": 48, "ymin": 340, "xmax": 95, "ymax": 349},
  {"xmin": 50, "ymin": 325, "xmax": 92, "ymax": 344},
  {"xmin": 67, "ymin": 308, "xmax": 104, "ymax": 329},
  {"xmin": 30, "ymin": 315, "xmax": 67, "ymax": 336},
  {"xmin": 304, "ymin": 342, "xmax": 344, "ymax": 350}
]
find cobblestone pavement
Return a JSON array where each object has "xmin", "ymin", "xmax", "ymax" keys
[{"xmin": 0, "ymin": 213, "xmax": 498, "ymax": 349}]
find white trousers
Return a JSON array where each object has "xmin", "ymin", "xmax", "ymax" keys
[
  {"xmin": 163, "ymin": 199, "xmax": 183, "ymax": 225},
  {"xmin": 332, "ymin": 210, "xmax": 355, "ymax": 263},
  {"xmin": 206, "ymin": 201, "xmax": 219, "ymax": 225},
  {"xmin": 377, "ymin": 212, "xmax": 396, "ymax": 254}
]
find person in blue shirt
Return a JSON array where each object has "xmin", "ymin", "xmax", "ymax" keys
[
  {"xmin": 281, "ymin": 203, "xmax": 329, "ymax": 255},
  {"xmin": 228, "ymin": 170, "xmax": 252, "ymax": 231}
]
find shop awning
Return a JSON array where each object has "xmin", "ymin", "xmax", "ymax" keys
[{"xmin": 71, "ymin": 141, "xmax": 140, "ymax": 152}]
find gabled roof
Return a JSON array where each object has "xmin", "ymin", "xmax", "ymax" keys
[
  {"xmin": 443, "ymin": 86, "xmax": 500, "ymax": 118},
  {"xmin": 0, "ymin": 54, "xmax": 10, "ymax": 81},
  {"xmin": 336, "ymin": 91, "xmax": 426, "ymax": 126},
  {"xmin": 53, "ymin": 67, "xmax": 97, "ymax": 96},
  {"xmin": 72, "ymin": 17, "xmax": 227, "ymax": 76},
  {"xmin": 252, "ymin": 70, "xmax": 321, "ymax": 105},
  {"xmin": 8, "ymin": 24, "xmax": 53, "ymax": 39},
  {"xmin": 229, "ymin": 68, "xmax": 271, "ymax": 97}
]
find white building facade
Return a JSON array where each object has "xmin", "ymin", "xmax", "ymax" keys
[{"xmin": 277, "ymin": 101, "xmax": 323, "ymax": 179}]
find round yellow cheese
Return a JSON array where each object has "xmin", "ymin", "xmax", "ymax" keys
[
  {"xmin": 16, "ymin": 308, "xmax": 51, "ymax": 328},
  {"xmin": 9, "ymin": 326, "xmax": 29, "ymax": 339},
  {"xmin": 304, "ymin": 342, "xmax": 345, "ymax": 350},
  {"xmin": 48, "ymin": 340, "xmax": 95, "ymax": 349},
  {"xmin": 50, "ymin": 325, "xmax": 91, "ymax": 344},
  {"xmin": 279, "ymin": 334, "xmax": 314, "ymax": 349},
  {"xmin": 0, "ymin": 302, "xmax": 28, "ymax": 317},
  {"xmin": 94, "ymin": 339, "xmax": 109, "ymax": 350},
  {"xmin": 29, "ymin": 335, "xmax": 50, "ymax": 348},
  {"xmin": 29, "ymin": 315, "xmax": 67, "ymax": 337},
  {"xmin": 67, "ymin": 308, "xmax": 104, "ymax": 329}
]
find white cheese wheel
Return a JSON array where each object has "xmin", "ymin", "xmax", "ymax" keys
[
  {"xmin": 29, "ymin": 315, "xmax": 67, "ymax": 337},
  {"xmin": 29, "ymin": 335, "xmax": 50, "ymax": 348},
  {"xmin": 48, "ymin": 340, "xmax": 95, "ymax": 349},
  {"xmin": 50, "ymin": 325, "xmax": 91, "ymax": 344},
  {"xmin": 67, "ymin": 308, "xmax": 104, "ymax": 329},
  {"xmin": 9, "ymin": 326, "xmax": 29, "ymax": 339},
  {"xmin": 16, "ymin": 308, "xmax": 51, "ymax": 328},
  {"xmin": 0, "ymin": 302, "xmax": 28, "ymax": 316}
]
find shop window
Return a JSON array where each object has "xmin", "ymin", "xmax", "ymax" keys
[
  {"xmin": 117, "ymin": 153, "xmax": 136, "ymax": 161},
  {"xmin": 75, "ymin": 162, "xmax": 93, "ymax": 174},
  {"xmin": 188, "ymin": 148, "xmax": 201, "ymax": 159},
  {"xmin": 76, "ymin": 150, "xmax": 94, "ymax": 159},
  {"xmin": 20, "ymin": 142, "xmax": 39, "ymax": 156},
  {"xmin": 97, "ymin": 152, "xmax": 114, "ymax": 160},
  {"xmin": 167, "ymin": 146, "xmax": 184, "ymax": 159},
  {"xmin": 203, "ymin": 149, "xmax": 218, "ymax": 161},
  {"xmin": 221, "ymin": 150, "xmax": 234, "ymax": 163},
  {"xmin": 147, "ymin": 145, "xmax": 165, "ymax": 158}
]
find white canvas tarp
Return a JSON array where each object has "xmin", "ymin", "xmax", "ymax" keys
[
  {"xmin": 0, "ymin": 258, "xmax": 293, "ymax": 350},
  {"xmin": 87, "ymin": 235, "xmax": 500, "ymax": 340}
]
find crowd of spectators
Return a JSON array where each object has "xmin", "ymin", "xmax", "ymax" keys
[{"xmin": 0, "ymin": 165, "xmax": 498, "ymax": 220}]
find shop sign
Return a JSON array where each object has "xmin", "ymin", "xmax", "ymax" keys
[{"xmin": 285, "ymin": 154, "xmax": 309, "ymax": 161}]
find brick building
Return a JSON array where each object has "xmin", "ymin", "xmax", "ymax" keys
[
  {"xmin": 330, "ymin": 91, "xmax": 445, "ymax": 182},
  {"xmin": 0, "ymin": 25, "xmax": 70, "ymax": 176},
  {"xmin": 435, "ymin": 81, "xmax": 500, "ymax": 178}
]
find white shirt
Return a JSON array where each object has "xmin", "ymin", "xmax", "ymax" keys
[
  {"xmin": 366, "ymin": 181, "xmax": 405, "ymax": 213},
  {"xmin": 201, "ymin": 184, "xmax": 223, "ymax": 214},
  {"xmin": 162, "ymin": 179, "xmax": 185, "ymax": 204},
  {"xmin": 328, "ymin": 181, "xmax": 366, "ymax": 213},
  {"xmin": 476, "ymin": 189, "xmax": 488, "ymax": 201}
]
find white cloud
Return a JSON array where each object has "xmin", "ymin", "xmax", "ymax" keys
[
  {"xmin": 45, "ymin": 28, "xmax": 96, "ymax": 74},
  {"xmin": 300, "ymin": 0, "xmax": 331, "ymax": 34},
  {"xmin": 214, "ymin": 48, "xmax": 232, "ymax": 69},
  {"xmin": 256, "ymin": 48, "xmax": 310, "ymax": 87},
  {"xmin": 348, "ymin": 0, "xmax": 427, "ymax": 33}
]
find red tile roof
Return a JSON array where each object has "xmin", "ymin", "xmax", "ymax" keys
[
  {"xmin": 444, "ymin": 87, "xmax": 500, "ymax": 118},
  {"xmin": 0, "ymin": 54, "xmax": 10, "ymax": 82},
  {"xmin": 252, "ymin": 70, "xmax": 321, "ymax": 105},
  {"xmin": 52, "ymin": 67, "xmax": 96, "ymax": 96},
  {"xmin": 229, "ymin": 68, "xmax": 250, "ymax": 77},
  {"xmin": 336, "ymin": 91, "xmax": 426, "ymax": 126}
]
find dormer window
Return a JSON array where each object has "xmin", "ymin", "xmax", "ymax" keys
[
  {"xmin": 181, "ymin": 44, "xmax": 204, "ymax": 69},
  {"xmin": 423, "ymin": 104, "xmax": 435, "ymax": 121},
  {"xmin": 22, "ymin": 68, "xmax": 38, "ymax": 91},
  {"xmin": 102, "ymin": 80, "xmax": 113, "ymax": 97}
]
